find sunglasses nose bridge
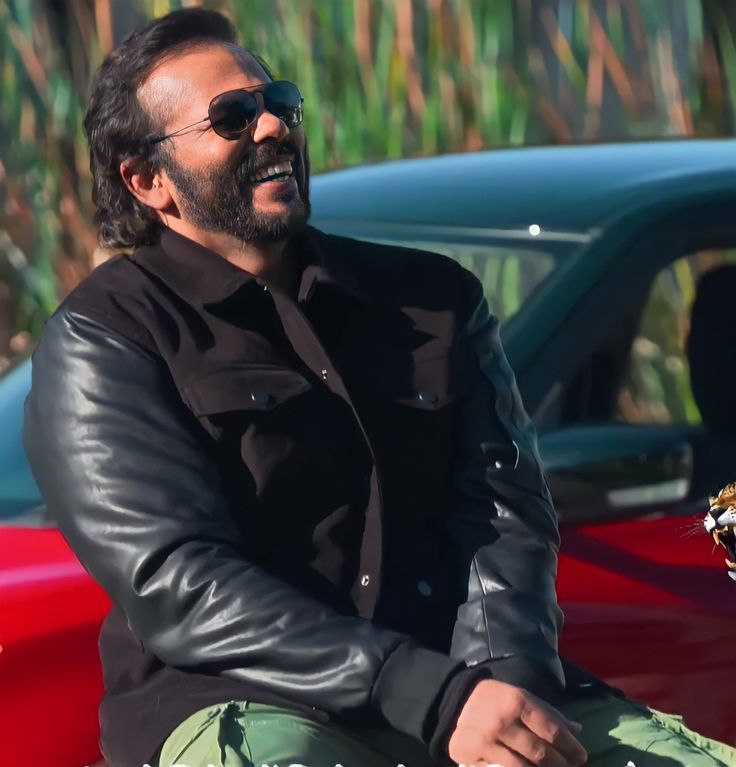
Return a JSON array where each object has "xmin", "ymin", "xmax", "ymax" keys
[
  {"xmin": 251, "ymin": 102, "xmax": 291, "ymax": 143},
  {"xmin": 243, "ymin": 91, "xmax": 293, "ymax": 142}
]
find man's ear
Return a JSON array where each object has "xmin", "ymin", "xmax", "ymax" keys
[{"xmin": 120, "ymin": 157, "xmax": 173, "ymax": 212}]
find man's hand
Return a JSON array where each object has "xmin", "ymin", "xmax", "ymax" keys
[{"xmin": 448, "ymin": 679, "xmax": 587, "ymax": 767}]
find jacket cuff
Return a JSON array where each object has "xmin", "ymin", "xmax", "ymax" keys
[
  {"xmin": 428, "ymin": 656, "xmax": 568, "ymax": 761},
  {"xmin": 428, "ymin": 662, "xmax": 496, "ymax": 761},
  {"xmin": 371, "ymin": 642, "xmax": 465, "ymax": 744},
  {"xmin": 487, "ymin": 656, "xmax": 566, "ymax": 704}
]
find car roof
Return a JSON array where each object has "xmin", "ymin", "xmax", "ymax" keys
[{"xmin": 311, "ymin": 138, "xmax": 736, "ymax": 236}]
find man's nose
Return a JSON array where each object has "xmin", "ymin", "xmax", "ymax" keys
[{"xmin": 251, "ymin": 108, "xmax": 290, "ymax": 143}]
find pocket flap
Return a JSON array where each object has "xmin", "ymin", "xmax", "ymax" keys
[
  {"xmin": 393, "ymin": 387, "xmax": 456, "ymax": 410},
  {"xmin": 379, "ymin": 355, "xmax": 457, "ymax": 410},
  {"xmin": 183, "ymin": 365, "xmax": 311, "ymax": 415}
]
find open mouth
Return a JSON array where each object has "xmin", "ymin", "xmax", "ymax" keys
[
  {"xmin": 248, "ymin": 160, "xmax": 294, "ymax": 184},
  {"xmin": 711, "ymin": 520, "xmax": 736, "ymax": 579}
]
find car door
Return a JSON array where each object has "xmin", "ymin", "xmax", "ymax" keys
[{"xmin": 523, "ymin": 203, "xmax": 736, "ymax": 744}]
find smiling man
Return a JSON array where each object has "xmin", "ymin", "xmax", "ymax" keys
[{"xmin": 23, "ymin": 9, "xmax": 736, "ymax": 767}]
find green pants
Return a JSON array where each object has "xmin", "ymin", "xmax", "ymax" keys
[{"xmin": 153, "ymin": 695, "xmax": 736, "ymax": 767}]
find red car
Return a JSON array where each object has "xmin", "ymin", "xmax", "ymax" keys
[{"xmin": 3, "ymin": 140, "xmax": 736, "ymax": 766}]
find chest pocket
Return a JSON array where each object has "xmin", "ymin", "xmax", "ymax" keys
[
  {"xmin": 350, "ymin": 353, "xmax": 456, "ymax": 426},
  {"xmin": 180, "ymin": 364, "xmax": 320, "ymax": 449},
  {"xmin": 180, "ymin": 363, "xmax": 364, "ymax": 498},
  {"xmin": 350, "ymin": 347, "xmax": 456, "ymax": 404},
  {"xmin": 183, "ymin": 364, "xmax": 312, "ymax": 419},
  {"xmin": 350, "ymin": 354, "xmax": 458, "ymax": 523}
]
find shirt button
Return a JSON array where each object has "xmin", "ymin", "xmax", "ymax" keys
[
  {"xmin": 417, "ymin": 390, "xmax": 438, "ymax": 404},
  {"xmin": 360, "ymin": 574, "xmax": 370, "ymax": 586},
  {"xmin": 250, "ymin": 390, "xmax": 272, "ymax": 407},
  {"xmin": 417, "ymin": 580, "xmax": 432, "ymax": 597},
  {"xmin": 321, "ymin": 369, "xmax": 329, "ymax": 381}
]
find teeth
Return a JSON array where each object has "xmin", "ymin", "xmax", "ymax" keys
[{"xmin": 250, "ymin": 160, "xmax": 293, "ymax": 183}]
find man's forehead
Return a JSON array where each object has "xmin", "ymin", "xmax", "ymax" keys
[{"xmin": 139, "ymin": 43, "xmax": 269, "ymax": 126}]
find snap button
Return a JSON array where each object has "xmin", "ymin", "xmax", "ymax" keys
[
  {"xmin": 417, "ymin": 390, "xmax": 438, "ymax": 404},
  {"xmin": 250, "ymin": 390, "xmax": 272, "ymax": 407},
  {"xmin": 321, "ymin": 369, "xmax": 329, "ymax": 381},
  {"xmin": 360, "ymin": 574, "xmax": 371, "ymax": 586},
  {"xmin": 417, "ymin": 580, "xmax": 432, "ymax": 597}
]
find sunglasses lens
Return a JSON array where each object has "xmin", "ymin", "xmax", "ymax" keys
[
  {"xmin": 263, "ymin": 81, "xmax": 303, "ymax": 128},
  {"xmin": 208, "ymin": 82, "xmax": 303, "ymax": 139},
  {"xmin": 209, "ymin": 92, "xmax": 258, "ymax": 138}
]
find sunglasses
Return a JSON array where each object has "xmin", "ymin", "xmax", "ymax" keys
[{"xmin": 150, "ymin": 80, "xmax": 304, "ymax": 144}]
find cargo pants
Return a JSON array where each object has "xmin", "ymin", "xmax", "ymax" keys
[{"xmin": 151, "ymin": 694, "xmax": 736, "ymax": 767}]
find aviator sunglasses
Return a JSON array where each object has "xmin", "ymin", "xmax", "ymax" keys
[{"xmin": 150, "ymin": 80, "xmax": 304, "ymax": 144}]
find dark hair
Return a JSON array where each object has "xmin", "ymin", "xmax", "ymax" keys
[{"xmin": 84, "ymin": 9, "xmax": 271, "ymax": 249}]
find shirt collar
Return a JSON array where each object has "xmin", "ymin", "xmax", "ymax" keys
[
  {"xmin": 296, "ymin": 227, "xmax": 369, "ymax": 304},
  {"xmin": 129, "ymin": 226, "xmax": 369, "ymax": 308}
]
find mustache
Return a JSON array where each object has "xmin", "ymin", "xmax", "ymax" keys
[{"xmin": 237, "ymin": 141, "xmax": 300, "ymax": 180}]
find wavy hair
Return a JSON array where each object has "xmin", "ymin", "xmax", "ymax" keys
[{"xmin": 84, "ymin": 9, "xmax": 271, "ymax": 249}]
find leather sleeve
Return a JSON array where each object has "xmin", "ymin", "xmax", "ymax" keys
[
  {"xmin": 428, "ymin": 268, "xmax": 567, "ymax": 759},
  {"xmin": 23, "ymin": 309, "xmax": 463, "ymax": 741},
  {"xmin": 447, "ymin": 269, "xmax": 565, "ymax": 695}
]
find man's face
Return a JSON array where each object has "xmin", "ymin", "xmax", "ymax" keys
[{"xmin": 140, "ymin": 44, "xmax": 309, "ymax": 243}]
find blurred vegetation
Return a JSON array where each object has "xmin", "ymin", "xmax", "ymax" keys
[{"xmin": 1, "ymin": 0, "xmax": 736, "ymax": 403}]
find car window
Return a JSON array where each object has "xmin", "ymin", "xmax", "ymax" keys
[
  {"xmin": 355, "ymin": 237, "xmax": 556, "ymax": 326},
  {"xmin": 616, "ymin": 249, "xmax": 736, "ymax": 425}
]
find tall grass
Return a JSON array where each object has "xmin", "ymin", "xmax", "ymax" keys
[{"xmin": 1, "ymin": 0, "xmax": 736, "ymax": 370}]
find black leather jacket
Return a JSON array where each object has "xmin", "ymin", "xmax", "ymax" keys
[{"xmin": 24, "ymin": 227, "xmax": 569, "ymax": 766}]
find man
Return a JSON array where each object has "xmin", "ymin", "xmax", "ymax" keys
[{"xmin": 23, "ymin": 9, "xmax": 736, "ymax": 767}]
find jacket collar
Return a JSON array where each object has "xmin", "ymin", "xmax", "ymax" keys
[
  {"xmin": 296, "ymin": 228, "xmax": 369, "ymax": 304},
  {"xmin": 129, "ymin": 225, "xmax": 368, "ymax": 308}
]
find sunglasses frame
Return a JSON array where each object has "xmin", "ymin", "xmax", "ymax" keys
[{"xmin": 149, "ymin": 80, "xmax": 303, "ymax": 145}]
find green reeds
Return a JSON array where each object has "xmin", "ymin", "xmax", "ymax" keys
[{"xmin": 1, "ymin": 0, "xmax": 735, "ymax": 374}]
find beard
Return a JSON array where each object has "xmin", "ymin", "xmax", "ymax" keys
[{"xmin": 161, "ymin": 139, "xmax": 311, "ymax": 244}]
